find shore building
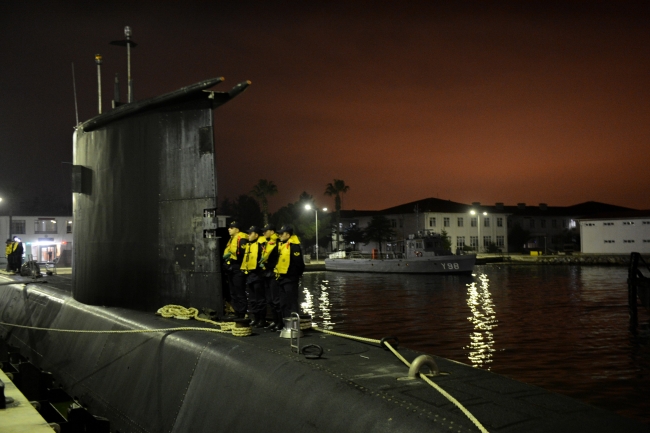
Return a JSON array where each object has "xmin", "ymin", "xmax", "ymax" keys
[
  {"xmin": 579, "ymin": 210, "xmax": 650, "ymax": 254},
  {"xmin": 339, "ymin": 198, "xmax": 511, "ymax": 254},
  {"xmin": 0, "ymin": 215, "xmax": 74, "ymax": 266},
  {"xmin": 337, "ymin": 199, "xmax": 636, "ymax": 255}
]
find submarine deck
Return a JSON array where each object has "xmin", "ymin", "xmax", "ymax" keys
[{"xmin": 0, "ymin": 272, "xmax": 646, "ymax": 433}]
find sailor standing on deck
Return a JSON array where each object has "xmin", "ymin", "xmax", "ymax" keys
[
  {"xmin": 240, "ymin": 226, "xmax": 267, "ymax": 327},
  {"xmin": 259, "ymin": 224, "xmax": 282, "ymax": 331},
  {"xmin": 223, "ymin": 221, "xmax": 249, "ymax": 318},
  {"xmin": 274, "ymin": 225, "xmax": 305, "ymax": 325}
]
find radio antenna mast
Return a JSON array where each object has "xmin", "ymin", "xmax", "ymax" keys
[{"xmin": 71, "ymin": 62, "xmax": 79, "ymax": 125}]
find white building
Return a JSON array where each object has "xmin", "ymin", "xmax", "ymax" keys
[
  {"xmin": 340, "ymin": 198, "xmax": 511, "ymax": 254},
  {"xmin": 0, "ymin": 215, "xmax": 73, "ymax": 266},
  {"xmin": 579, "ymin": 212, "xmax": 650, "ymax": 254}
]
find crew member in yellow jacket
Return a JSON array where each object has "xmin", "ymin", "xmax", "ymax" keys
[
  {"xmin": 273, "ymin": 225, "xmax": 305, "ymax": 321},
  {"xmin": 260, "ymin": 224, "xmax": 282, "ymax": 331},
  {"xmin": 223, "ymin": 221, "xmax": 249, "ymax": 318},
  {"xmin": 240, "ymin": 226, "xmax": 267, "ymax": 327},
  {"xmin": 5, "ymin": 239, "xmax": 15, "ymax": 272}
]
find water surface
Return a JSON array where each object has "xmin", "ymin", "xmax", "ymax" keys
[{"xmin": 300, "ymin": 265, "xmax": 650, "ymax": 425}]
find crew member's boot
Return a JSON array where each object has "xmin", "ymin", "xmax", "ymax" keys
[{"xmin": 256, "ymin": 313, "xmax": 267, "ymax": 328}]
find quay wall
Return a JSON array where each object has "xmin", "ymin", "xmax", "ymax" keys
[{"xmin": 487, "ymin": 254, "xmax": 650, "ymax": 266}]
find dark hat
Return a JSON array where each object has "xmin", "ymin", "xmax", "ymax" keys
[
  {"xmin": 228, "ymin": 221, "xmax": 241, "ymax": 229},
  {"xmin": 262, "ymin": 223, "xmax": 275, "ymax": 232},
  {"xmin": 5, "ymin": 238, "xmax": 11, "ymax": 243},
  {"xmin": 247, "ymin": 225, "xmax": 263, "ymax": 235},
  {"xmin": 277, "ymin": 224, "xmax": 294, "ymax": 235}
]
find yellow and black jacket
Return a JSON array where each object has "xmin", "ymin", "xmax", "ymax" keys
[
  {"xmin": 5, "ymin": 242, "xmax": 16, "ymax": 257},
  {"xmin": 260, "ymin": 233, "xmax": 279, "ymax": 271},
  {"xmin": 240, "ymin": 237, "xmax": 267, "ymax": 274},
  {"xmin": 223, "ymin": 232, "xmax": 248, "ymax": 266},
  {"xmin": 274, "ymin": 235, "xmax": 305, "ymax": 278}
]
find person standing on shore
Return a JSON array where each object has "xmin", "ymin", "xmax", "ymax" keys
[
  {"xmin": 5, "ymin": 239, "xmax": 15, "ymax": 272},
  {"xmin": 12, "ymin": 237, "xmax": 23, "ymax": 273},
  {"xmin": 260, "ymin": 224, "xmax": 282, "ymax": 331},
  {"xmin": 273, "ymin": 225, "xmax": 305, "ymax": 324},
  {"xmin": 240, "ymin": 226, "xmax": 267, "ymax": 327},
  {"xmin": 223, "ymin": 221, "xmax": 249, "ymax": 318}
]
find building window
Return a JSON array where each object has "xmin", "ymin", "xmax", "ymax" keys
[
  {"xmin": 35, "ymin": 218, "xmax": 57, "ymax": 234},
  {"xmin": 429, "ymin": 217, "xmax": 436, "ymax": 227},
  {"xmin": 562, "ymin": 220, "xmax": 567, "ymax": 228},
  {"xmin": 530, "ymin": 219, "xmax": 535, "ymax": 229},
  {"xmin": 604, "ymin": 240, "xmax": 615, "ymax": 243},
  {"xmin": 483, "ymin": 236, "xmax": 491, "ymax": 246},
  {"xmin": 399, "ymin": 219, "xmax": 403, "ymax": 228},
  {"xmin": 471, "ymin": 217, "xmax": 477, "ymax": 227},
  {"xmin": 66, "ymin": 220, "xmax": 73, "ymax": 234},
  {"xmin": 541, "ymin": 219, "xmax": 546, "ymax": 228},
  {"xmin": 443, "ymin": 217, "xmax": 450, "ymax": 227},
  {"xmin": 496, "ymin": 236, "xmax": 504, "ymax": 247},
  {"xmin": 585, "ymin": 223, "xmax": 595, "ymax": 227},
  {"xmin": 457, "ymin": 217, "xmax": 464, "ymax": 227},
  {"xmin": 643, "ymin": 240, "xmax": 650, "ymax": 243},
  {"xmin": 643, "ymin": 221, "xmax": 650, "ymax": 225},
  {"xmin": 552, "ymin": 219, "xmax": 557, "ymax": 228},
  {"xmin": 603, "ymin": 222, "xmax": 614, "ymax": 226},
  {"xmin": 11, "ymin": 220, "xmax": 26, "ymax": 234},
  {"xmin": 484, "ymin": 217, "xmax": 490, "ymax": 227},
  {"xmin": 469, "ymin": 236, "xmax": 478, "ymax": 248},
  {"xmin": 623, "ymin": 240, "xmax": 635, "ymax": 243},
  {"xmin": 456, "ymin": 236, "xmax": 465, "ymax": 248},
  {"xmin": 623, "ymin": 221, "xmax": 635, "ymax": 225},
  {"xmin": 497, "ymin": 217, "xmax": 503, "ymax": 227},
  {"xmin": 391, "ymin": 219, "xmax": 397, "ymax": 228}
]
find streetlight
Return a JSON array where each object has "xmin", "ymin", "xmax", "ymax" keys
[
  {"xmin": 470, "ymin": 210, "xmax": 487, "ymax": 253},
  {"xmin": 305, "ymin": 204, "xmax": 327, "ymax": 261},
  {"xmin": 0, "ymin": 197, "xmax": 9, "ymax": 241}
]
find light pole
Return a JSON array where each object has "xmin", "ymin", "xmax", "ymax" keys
[
  {"xmin": 0, "ymin": 197, "xmax": 10, "ymax": 241},
  {"xmin": 305, "ymin": 204, "xmax": 327, "ymax": 261},
  {"xmin": 470, "ymin": 210, "xmax": 487, "ymax": 254}
]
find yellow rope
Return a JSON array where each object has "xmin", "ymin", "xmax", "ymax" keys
[
  {"xmin": 155, "ymin": 304, "xmax": 251, "ymax": 336},
  {"xmin": 0, "ymin": 305, "xmax": 252, "ymax": 337},
  {"xmin": 312, "ymin": 327, "xmax": 489, "ymax": 433},
  {"xmin": 312, "ymin": 326, "xmax": 381, "ymax": 344}
]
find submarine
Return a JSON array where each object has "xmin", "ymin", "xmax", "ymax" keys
[{"xmin": 0, "ymin": 66, "xmax": 648, "ymax": 432}]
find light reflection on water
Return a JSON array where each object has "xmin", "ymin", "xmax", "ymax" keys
[
  {"xmin": 465, "ymin": 273, "xmax": 497, "ymax": 369},
  {"xmin": 300, "ymin": 266, "xmax": 650, "ymax": 426},
  {"xmin": 302, "ymin": 280, "xmax": 334, "ymax": 329}
]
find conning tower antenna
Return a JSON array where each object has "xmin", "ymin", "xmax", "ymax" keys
[{"xmin": 110, "ymin": 25, "xmax": 137, "ymax": 103}]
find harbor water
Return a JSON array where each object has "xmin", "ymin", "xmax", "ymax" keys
[{"xmin": 300, "ymin": 265, "xmax": 650, "ymax": 426}]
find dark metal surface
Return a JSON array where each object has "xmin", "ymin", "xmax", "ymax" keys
[
  {"xmin": 0, "ymin": 278, "xmax": 647, "ymax": 433},
  {"xmin": 72, "ymin": 79, "xmax": 249, "ymax": 313}
]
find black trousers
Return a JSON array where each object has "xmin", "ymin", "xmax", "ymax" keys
[
  {"xmin": 278, "ymin": 275, "xmax": 300, "ymax": 319},
  {"xmin": 246, "ymin": 273, "xmax": 266, "ymax": 315},
  {"xmin": 228, "ymin": 269, "xmax": 247, "ymax": 316},
  {"xmin": 264, "ymin": 275, "xmax": 281, "ymax": 323}
]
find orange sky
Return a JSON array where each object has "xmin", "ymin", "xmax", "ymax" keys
[{"xmin": 1, "ymin": 1, "xmax": 649, "ymax": 212}]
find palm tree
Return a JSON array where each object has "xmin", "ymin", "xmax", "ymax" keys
[
  {"xmin": 250, "ymin": 179, "xmax": 278, "ymax": 225},
  {"xmin": 324, "ymin": 179, "xmax": 350, "ymax": 250}
]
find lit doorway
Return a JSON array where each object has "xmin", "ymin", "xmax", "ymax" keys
[{"xmin": 40, "ymin": 245, "xmax": 57, "ymax": 263}]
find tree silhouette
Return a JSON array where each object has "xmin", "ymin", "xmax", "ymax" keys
[
  {"xmin": 363, "ymin": 215, "xmax": 395, "ymax": 255},
  {"xmin": 324, "ymin": 179, "xmax": 350, "ymax": 250},
  {"xmin": 250, "ymin": 179, "xmax": 278, "ymax": 225}
]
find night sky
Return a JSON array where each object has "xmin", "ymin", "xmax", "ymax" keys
[{"xmin": 1, "ymin": 1, "xmax": 649, "ymax": 214}]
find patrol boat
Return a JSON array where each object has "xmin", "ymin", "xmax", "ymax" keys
[{"xmin": 325, "ymin": 233, "xmax": 476, "ymax": 274}]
